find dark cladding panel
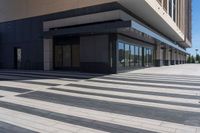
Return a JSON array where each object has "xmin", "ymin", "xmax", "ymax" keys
[
  {"xmin": 80, "ymin": 35, "xmax": 109, "ymax": 63},
  {"xmin": 0, "ymin": 44, "xmax": 15, "ymax": 68},
  {"xmin": 80, "ymin": 35, "xmax": 110, "ymax": 73}
]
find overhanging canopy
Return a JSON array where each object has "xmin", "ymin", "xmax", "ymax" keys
[{"xmin": 43, "ymin": 20, "xmax": 187, "ymax": 53}]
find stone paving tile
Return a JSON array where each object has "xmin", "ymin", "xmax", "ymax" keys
[
  {"xmin": 196, "ymin": 128, "xmax": 200, "ymax": 133},
  {"xmin": 0, "ymin": 121, "xmax": 38, "ymax": 133},
  {"xmin": 0, "ymin": 86, "xmax": 31, "ymax": 93},
  {"xmin": 64, "ymin": 84, "xmax": 200, "ymax": 99},
  {"xmin": 18, "ymin": 91, "xmax": 200, "ymax": 126},
  {"xmin": 160, "ymin": 122, "xmax": 197, "ymax": 132},
  {"xmin": 66, "ymin": 82, "xmax": 200, "ymax": 96},
  {"xmin": 48, "ymin": 87, "xmax": 200, "ymax": 108},
  {"xmin": 87, "ymin": 79, "xmax": 200, "ymax": 91},
  {"xmin": 17, "ymin": 80, "xmax": 60, "ymax": 86},
  {"xmin": 0, "ymin": 101, "xmax": 155, "ymax": 133},
  {"xmin": 0, "ymin": 66, "xmax": 200, "ymax": 133},
  {"xmin": 101, "ymin": 76, "xmax": 200, "ymax": 86}
]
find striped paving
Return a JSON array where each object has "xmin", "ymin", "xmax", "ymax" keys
[
  {"xmin": 0, "ymin": 68, "xmax": 199, "ymax": 133},
  {"xmin": 0, "ymin": 121, "xmax": 38, "ymax": 133}
]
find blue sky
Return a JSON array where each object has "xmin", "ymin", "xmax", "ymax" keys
[{"xmin": 187, "ymin": 0, "xmax": 200, "ymax": 55}]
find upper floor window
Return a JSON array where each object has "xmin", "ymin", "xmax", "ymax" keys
[
  {"xmin": 173, "ymin": 0, "xmax": 176, "ymax": 21},
  {"xmin": 169, "ymin": 0, "xmax": 172, "ymax": 17},
  {"xmin": 168, "ymin": 0, "xmax": 176, "ymax": 22}
]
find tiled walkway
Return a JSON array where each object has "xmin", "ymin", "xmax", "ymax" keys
[{"xmin": 0, "ymin": 64, "xmax": 200, "ymax": 133}]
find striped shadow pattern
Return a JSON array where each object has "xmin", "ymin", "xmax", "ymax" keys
[{"xmin": 0, "ymin": 71, "xmax": 200, "ymax": 133}]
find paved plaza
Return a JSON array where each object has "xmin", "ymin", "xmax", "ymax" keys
[{"xmin": 0, "ymin": 64, "xmax": 200, "ymax": 133}]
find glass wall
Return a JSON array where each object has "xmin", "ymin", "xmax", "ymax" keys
[
  {"xmin": 135, "ymin": 46, "xmax": 139, "ymax": 67},
  {"xmin": 130, "ymin": 46, "xmax": 135, "ymax": 67},
  {"xmin": 117, "ymin": 41, "xmax": 154, "ymax": 70},
  {"xmin": 118, "ymin": 42, "xmax": 125, "ymax": 67},
  {"xmin": 143, "ymin": 47, "xmax": 153, "ymax": 67},
  {"xmin": 139, "ymin": 47, "xmax": 142, "ymax": 67},
  {"xmin": 125, "ymin": 44, "xmax": 130, "ymax": 67}
]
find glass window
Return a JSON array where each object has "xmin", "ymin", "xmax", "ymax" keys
[
  {"xmin": 144, "ymin": 48, "xmax": 147, "ymax": 67},
  {"xmin": 125, "ymin": 44, "xmax": 130, "ymax": 67},
  {"xmin": 135, "ymin": 46, "xmax": 139, "ymax": 67},
  {"xmin": 118, "ymin": 42, "xmax": 125, "ymax": 67},
  {"xmin": 173, "ymin": 0, "xmax": 176, "ymax": 21},
  {"xmin": 139, "ymin": 47, "xmax": 142, "ymax": 67},
  {"xmin": 130, "ymin": 45, "xmax": 135, "ymax": 67},
  {"xmin": 169, "ymin": 0, "xmax": 172, "ymax": 17},
  {"xmin": 148, "ymin": 49, "xmax": 153, "ymax": 66}
]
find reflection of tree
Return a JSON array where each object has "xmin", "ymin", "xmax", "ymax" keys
[{"xmin": 119, "ymin": 49, "xmax": 124, "ymax": 65}]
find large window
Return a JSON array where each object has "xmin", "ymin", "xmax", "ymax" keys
[
  {"xmin": 143, "ymin": 48, "xmax": 153, "ymax": 67},
  {"xmin": 118, "ymin": 42, "xmax": 125, "ymax": 67},
  {"xmin": 168, "ymin": 0, "xmax": 176, "ymax": 22},
  {"xmin": 125, "ymin": 44, "xmax": 130, "ymax": 67},
  {"xmin": 144, "ymin": 48, "xmax": 148, "ymax": 67},
  {"xmin": 148, "ymin": 49, "xmax": 153, "ymax": 66},
  {"xmin": 173, "ymin": 0, "xmax": 176, "ymax": 21},
  {"xmin": 130, "ymin": 45, "xmax": 135, "ymax": 67},
  {"xmin": 135, "ymin": 46, "xmax": 139, "ymax": 67},
  {"xmin": 139, "ymin": 47, "xmax": 142, "ymax": 67},
  {"xmin": 118, "ymin": 41, "xmax": 154, "ymax": 70}
]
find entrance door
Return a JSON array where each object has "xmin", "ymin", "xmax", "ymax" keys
[
  {"xmin": 54, "ymin": 44, "xmax": 80, "ymax": 70},
  {"xmin": 14, "ymin": 47, "xmax": 22, "ymax": 69}
]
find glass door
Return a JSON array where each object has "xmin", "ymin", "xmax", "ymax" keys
[
  {"xmin": 62, "ymin": 45, "xmax": 71, "ymax": 68},
  {"xmin": 54, "ymin": 44, "xmax": 80, "ymax": 70}
]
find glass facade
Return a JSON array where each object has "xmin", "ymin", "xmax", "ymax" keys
[
  {"xmin": 130, "ymin": 46, "xmax": 135, "ymax": 67},
  {"xmin": 135, "ymin": 46, "xmax": 139, "ymax": 67},
  {"xmin": 144, "ymin": 48, "xmax": 153, "ymax": 67},
  {"xmin": 117, "ymin": 41, "xmax": 154, "ymax": 70},
  {"xmin": 125, "ymin": 44, "xmax": 130, "ymax": 67},
  {"xmin": 118, "ymin": 42, "xmax": 125, "ymax": 67}
]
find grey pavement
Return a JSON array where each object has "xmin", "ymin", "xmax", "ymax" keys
[{"xmin": 0, "ymin": 64, "xmax": 200, "ymax": 133}]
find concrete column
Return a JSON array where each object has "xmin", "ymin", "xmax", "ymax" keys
[
  {"xmin": 164, "ymin": 46, "xmax": 170, "ymax": 66},
  {"xmin": 155, "ymin": 42, "xmax": 162, "ymax": 66},
  {"xmin": 176, "ymin": 50, "xmax": 179, "ymax": 64},
  {"xmin": 179, "ymin": 52, "xmax": 181, "ymax": 64},
  {"xmin": 184, "ymin": 54, "xmax": 187, "ymax": 63},
  {"xmin": 180, "ymin": 53, "xmax": 183, "ymax": 64},
  {"xmin": 43, "ymin": 38, "xmax": 53, "ymax": 71}
]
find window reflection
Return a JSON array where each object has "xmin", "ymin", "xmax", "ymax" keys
[
  {"xmin": 118, "ymin": 42, "xmax": 125, "ymax": 67},
  {"xmin": 125, "ymin": 44, "xmax": 130, "ymax": 67},
  {"xmin": 130, "ymin": 45, "xmax": 135, "ymax": 67},
  {"xmin": 118, "ymin": 41, "xmax": 154, "ymax": 70},
  {"xmin": 139, "ymin": 47, "xmax": 142, "ymax": 67},
  {"xmin": 135, "ymin": 46, "xmax": 139, "ymax": 67}
]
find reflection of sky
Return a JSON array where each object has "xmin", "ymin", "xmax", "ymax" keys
[{"xmin": 187, "ymin": 0, "xmax": 200, "ymax": 55}]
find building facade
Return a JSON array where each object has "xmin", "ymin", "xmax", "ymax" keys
[{"xmin": 0, "ymin": 0, "xmax": 192, "ymax": 73}]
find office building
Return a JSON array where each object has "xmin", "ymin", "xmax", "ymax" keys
[{"xmin": 0, "ymin": 0, "xmax": 192, "ymax": 73}]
